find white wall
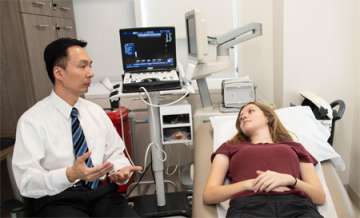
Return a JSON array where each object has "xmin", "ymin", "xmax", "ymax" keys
[
  {"xmin": 134, "ymin": 0, "xmax": 235, "ymax": 38},
  {"xmin": 273, "ymin": 0, "xmax": 284, "ymax": 108},
  {"xmin": 73, "ymin": 0, "xmax": 135, "ymax": 82},
  {"xmin": 349, "ymin": 86, "xmax": 360, "ymax": 196},
  {"xmin": 275, "ymin": 0, "xmax": 357, "ymax": 183},
  {"xmin": 235, "ymin": 0, "xmax": 274, "ymax": 104},
  {"xmin": 349, "ymin": 0, "xmax": 360, "ymax": 197}
]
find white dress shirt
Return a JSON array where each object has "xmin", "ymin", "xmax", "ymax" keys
[{"xmin": 12, "ymin": 91, "xmax": 131, "ymax": 198}]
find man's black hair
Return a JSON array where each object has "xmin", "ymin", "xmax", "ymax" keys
[{"xmin": 44, "ymin": 38, "xmax": 87, "ymax": 84}]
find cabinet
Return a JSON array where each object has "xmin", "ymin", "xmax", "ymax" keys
[
  {"xmin": 160, "ymin": 103, "xmax": 193, "ymax": 145},
  {"xmin": 0, "ymin": 0, "xmax": 77, "ymax": 137}
]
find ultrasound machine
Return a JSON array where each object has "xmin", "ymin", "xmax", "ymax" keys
[{"xmin": 120, "ymin": 27, "xmax": 181, "ymax": 93}]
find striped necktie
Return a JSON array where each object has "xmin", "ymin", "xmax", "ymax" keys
[{"xmin": 71, "ymin": 107, "xmax": 99, "ymax": 189}]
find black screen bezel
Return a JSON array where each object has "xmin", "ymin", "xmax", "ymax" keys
[{"xmin": 119, "ymin": 27, "xmax": 177, "ymax": 72}]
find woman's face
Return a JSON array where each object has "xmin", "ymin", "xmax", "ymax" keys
[{"xmin": 239, "ymin": 104, "xmax": 269, "ymax": 136}]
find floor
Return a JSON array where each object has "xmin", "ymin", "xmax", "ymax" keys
[
  {"xmin": 355, "ymin": 206, "xmax": 360, "ymax": 218},
  {"xmin": 1, "ymin": 161, "xmax": 15, "ymax": 218},
  {"xmin": 353, "ymin": 201, "xmax": 360, "ymax": 218},
  {"xmin": 127, "ymin": 171, "xmax": 192, "ymax": 217},
  {"xmin": 349, "ymin": 190, "xmax": 360, "ymax": 218},
  {"xmin": 345, "ymin": 184, "xmax": 360, "ymax": 218}
]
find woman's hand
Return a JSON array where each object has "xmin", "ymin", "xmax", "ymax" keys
[
  {"xmin": 245, "ymin": 179, "xmax": 257, "ymax": 191},
  {"xmin": 271, "ymin": 186, "xmax": 291, "ymax": 192},
  {"xmin": 252, "ymin": 170, "xmax": 295, "ymax": 192}
]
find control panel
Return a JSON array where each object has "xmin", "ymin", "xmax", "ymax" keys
[{"xmin": 123, "ymin": 70, "xmax": 179, "ymax": 84}]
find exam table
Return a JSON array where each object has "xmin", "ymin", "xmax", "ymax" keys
[{"xmin": 192, "ymin": 122, "xmax": 356, "ymax": 218}]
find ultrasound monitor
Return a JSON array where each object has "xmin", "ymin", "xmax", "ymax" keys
[
  {"xmin": 120, "ymin": 27, "xmax": 177, "ymax": 72},
  {"xmin": 119, "ymin": 27, "xmax": 181, "ymax": 93},
  {"xmin": 185, "ymin": 10, "xmax": 208, "ymax": 63}
]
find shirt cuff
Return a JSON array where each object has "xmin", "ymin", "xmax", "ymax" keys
[{"xmin": 49, "ymin": 168, "xmax": 75, "ymax": 191}]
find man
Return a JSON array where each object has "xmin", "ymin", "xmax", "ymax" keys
[{"xmin": 12, "ymin": 38, "xmax": 142, "ymax": 217}]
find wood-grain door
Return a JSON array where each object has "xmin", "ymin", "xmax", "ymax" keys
[{"xmin": 22, "ymin": 13, "xmax": 56, "ymax": 101}]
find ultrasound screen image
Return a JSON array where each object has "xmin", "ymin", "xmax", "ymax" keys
[{"xmin": 120, "ymin": 27, "xmax": 176, "ymax": 71}]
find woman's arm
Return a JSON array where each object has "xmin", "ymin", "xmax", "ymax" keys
[
  {"xmin": 295, "ymin": 162, "xmax": 326, "ymax": 205},
  {"xmin": 203, "ymin": 154, "xmax": 254, "ymax": 204}
]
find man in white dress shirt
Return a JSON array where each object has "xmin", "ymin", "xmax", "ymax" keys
[{"xmin": 12, "ymin": 38, "xmax": 142, "ymax": 217}]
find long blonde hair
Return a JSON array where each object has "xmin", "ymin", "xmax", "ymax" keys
[{"xmin": 230, "ymin": 102, "xmax": 293, "ymax": 144}]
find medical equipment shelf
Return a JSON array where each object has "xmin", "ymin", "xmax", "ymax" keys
[
  {"xmin": 161, "ymin": 123, "xmax": 192, "ymax": 128},
  {"xmin": 160, "ymin": 103, "xmax": 193, "ymax": 145}
]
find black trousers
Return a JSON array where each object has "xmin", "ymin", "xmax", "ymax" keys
[
  {"xmin": 24, "ymin": 183, "xmax": 139, "ymax": 218},
  {"xmin": 226, "ymin": 194, "xmax": 324, "ymax": 218}
]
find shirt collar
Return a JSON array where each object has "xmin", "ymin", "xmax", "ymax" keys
[{"xmin": 49, "ymin": 91, "xmax": 81, "ymax": 120}]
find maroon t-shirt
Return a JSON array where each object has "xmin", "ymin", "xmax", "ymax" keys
[{"xmin": 211, "ymin": 141, "xmax": 318, "ymax": 199}]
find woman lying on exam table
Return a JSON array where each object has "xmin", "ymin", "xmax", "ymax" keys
[{"xmin": 203, "ymin": 102, "xmax": 326, "ymax": 218}]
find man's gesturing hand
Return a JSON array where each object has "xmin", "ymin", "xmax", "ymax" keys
[
  {"xmin": 109, "ymin": 165, "xmax": 143, "ymax": 184},
  {"xmin": 66, "ymin": 151, "xmax": 114, "ymax": 183}
]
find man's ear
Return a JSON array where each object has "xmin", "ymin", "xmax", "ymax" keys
[{"xmin": 53, "ymin": 66, "xmax": 64, "ymax": 81}]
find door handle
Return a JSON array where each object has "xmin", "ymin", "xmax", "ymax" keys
[
  {"xmin": 60, "ymin": 6, "xmax": 71, "ymax": 11},
  {"xmin": 36, "ymin": 24, "xmax": 49, "ymax": 29},
  {"xmin": 32, "ymin": 1, "xmax": 46, "ymax": 7},
  {"xmin": 63, "ymin": 26, "xmax": 73, "ymax": 30}
]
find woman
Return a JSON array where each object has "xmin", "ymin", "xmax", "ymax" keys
[{"xmin": 203, "ymin": 102, "xmax": 325, "ymax": 218}]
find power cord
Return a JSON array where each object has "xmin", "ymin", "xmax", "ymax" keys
[
  {"xmin": 165, "ymin": 164, "xmax": 178, "ymax": 176},
  {"xmin": 126, "ymin": 161, "xmax": 152, "ymax": 197},
  {"xmin": 118, "ymin": 108, "xmax": 166, "ymax": 174}
]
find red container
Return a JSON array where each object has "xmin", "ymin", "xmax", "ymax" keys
[{"xmin": 106, "ymin": 107, "xmax": 132, "ymax": 192}]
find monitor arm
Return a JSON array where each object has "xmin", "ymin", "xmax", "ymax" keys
[
  {"xmin": 209, "ymin": 23, "xmax": 262, "ymax": 56},
  {"xmin": 193, "ymin": 23, "xmax": 262, "ymax": 108}
]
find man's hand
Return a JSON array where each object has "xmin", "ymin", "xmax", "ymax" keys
[
  {"xmin": 108, "ymin": 165, "xmax": 143, "ymax": 184},
  {"xmin": 252, "ymin": 170, "xmax": 295, "ymax": 192},
  {"xmin": 66, "ymin": 151, "xmax": 114, "ymax": 183}
]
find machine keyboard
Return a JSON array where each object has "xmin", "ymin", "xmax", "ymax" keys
[
  {"xmin": 123, "ymin": 70, "xmax": 179, "ymax": 84},
  {"xmin": 122, "ymin": 70, "xmax": 181, "ymax": 93}
]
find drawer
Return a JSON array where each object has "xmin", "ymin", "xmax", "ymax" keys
[
  {"xmin": 19, "ymin": 0, "xmax": 52, "ymax": 16},
  {"xmin": 54, "ymin": 17, "xmax": 77, "ymax": 38},
  {"xmin": 51, "ymin": 0, "xmax": 74, "ymax": 18}
]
